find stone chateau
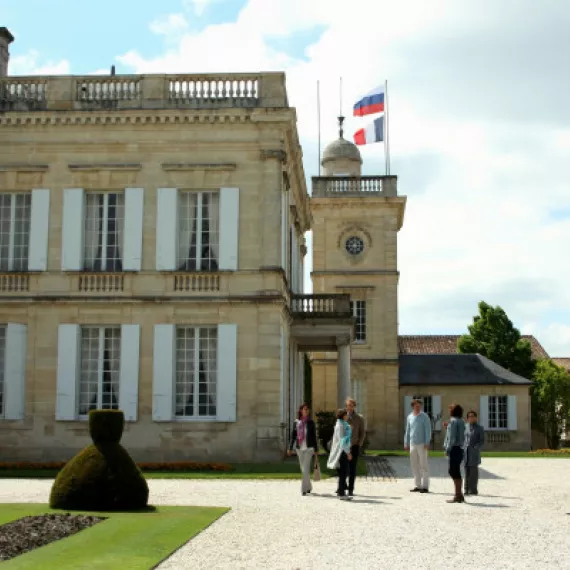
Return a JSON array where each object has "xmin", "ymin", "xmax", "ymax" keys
[{"xmin": 0, "ymin": 27, "xmax": 535, "ymax": 461}]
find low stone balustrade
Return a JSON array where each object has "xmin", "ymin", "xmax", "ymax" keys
[
  {"xmin": 312, "ymin": 176, "xmax": 398, "ymax": 197},
  {"xmin": 291, "ymin": 294, "xmax": 352, "ymax": 318},
  {"xmin": 0, "ymin": 72, "xmax": 287, "ymax": 112}
]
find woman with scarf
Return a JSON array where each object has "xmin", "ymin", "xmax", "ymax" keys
[
  {"xmin": 288, "ymin": 403, "xmax": 319, "ymax": 496},
  {"xmin": 327, "ymin": 408, "xmax": 353, "ymax": 500}
]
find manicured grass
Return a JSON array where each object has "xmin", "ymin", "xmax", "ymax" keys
[
  {"xmin": 0, "ymin": 457, "xmax": 366, "ymax": 480},
  {"xmin": 366, "ymin": 450, "xmax": 570, "ymax": 458},
  {"xmin": 0, "ymin": 503, "xmax": 227, "ymax": 569}
]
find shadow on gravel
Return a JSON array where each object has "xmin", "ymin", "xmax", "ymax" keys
[
  {"xmin": 426, "ymin": 492, "xmax": 520, "ymax": 500},
  {"xmin": 309, "ymin": 493, "xmax": 387, "ymax": 504},
  {"xmin": 465, "ymin": 503, "xmax": 510, "ymax": 509}
]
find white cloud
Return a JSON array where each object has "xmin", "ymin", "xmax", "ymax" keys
[
  {"xmin": 10, "ymin": 50, "xmax": 70, "ymax": 75},
  {"xmin": 149, "ymin": 13, "xmax": 189, "ymax": 37},
  {"xmin": 182, "ymin": 0, "xmax": 216, "ymax": 17},
  {"xmin": 117, "ymin": 0, "xmax": 570, "ymax": 356}
]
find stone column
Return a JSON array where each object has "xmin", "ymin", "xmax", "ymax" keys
[{"xmin": 337, "ymin": 341, "xmax": 351, "ymax": 406}]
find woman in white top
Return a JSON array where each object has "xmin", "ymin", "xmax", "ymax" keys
[{"xmin": 327, "ymin": 408, "xmax": 353, "ymax": 500}]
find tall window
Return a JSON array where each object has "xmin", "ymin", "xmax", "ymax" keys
[
  {"xmin": 79, "ymin": 326, "xmax": 121, "ymax": 416},
  {"xmin": 351, "ymin": 378, "xmax": 367, "ymax": 418},
  {"xmin": 0, "ymin": 193, "xmax": 31, "ymax": 271},
  {"xmin": 413, "ymin": 395, "xmax": 433, "ymax": 418},
  {"xmin": 350, "ymin": 301, "xmax": 367, "ymax": 343},
  {"xmin": 175, "ymin": 326, "xmax": 217, "ymax": 418},
  {"xmin": 0, "ymin": 325, "xmax": 5, "ymax": 417},
  {"xmin": 84, "ymin": 192, "xmax": 125, "ymax": 272},
  {"xmin": 178, "ymin": 192, "xmax": 219, "ymax": 271},
  {"xmin": 489, "ymin": 395, "xmax": 508, "ymax": 429}
]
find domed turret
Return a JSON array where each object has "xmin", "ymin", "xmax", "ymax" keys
[{"xmin": 321, "ymin": 116, "xmax": 362, "ymax": 176}]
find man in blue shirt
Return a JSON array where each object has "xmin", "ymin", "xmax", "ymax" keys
[{"xmin": 404, "ymin": 399, "xmax": 432, "ymax": 493}]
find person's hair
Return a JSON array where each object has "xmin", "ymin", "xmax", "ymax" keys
[
  {"xmin": 411, "ymin": 399, "xmax": 423, "ymax": 407},
  {"xmin": 336, "ymin": 408, "xmax": 348, "ymax": 420},
  {"xmin": 346, "ymin": 398, "xmax": 356, "ymax": 407},
  {"xmin": 450, "ymin": 404, "xmax": 463, "ymax": 418},
  {"xmin": 297, "ymin": 403, "xmax": 310, "ymax": 420},
  {"xmin": 467, "ymin": 410, "xmax": 477, "ymax": 418}
]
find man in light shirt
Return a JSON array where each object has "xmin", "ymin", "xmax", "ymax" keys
[{"xmin": 404, "ymin": 399, "xmax": 432, "ymax": 493}]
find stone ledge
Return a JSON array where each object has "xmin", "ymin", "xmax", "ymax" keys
[
  {"xmin": 68, "ymin": 163, "xmax": 142, "ymax": 171},
  {"xmin": 0, "ymin": 164, "xmax": 49, "ymax": 172},
  {"xmin": 162, "ymin": 163, "xmax": 237, "ymax": 171}
]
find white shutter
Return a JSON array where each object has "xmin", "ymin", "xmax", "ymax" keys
[
  {"xmin": 216, "ymin": 323, "xmax": 237, "ymax": 422},
  {"xmin": 507, "ymin": 395, "xmax": 518, "ymax": 431},
  {"xmin": 56, "ymin": 324, "xmax": 80, "ymax": 420},
  {"xmin": 281, "ymin": 191, "xmax": 287, "ymax": 271},
  {"xmin": 152, "ymin": 324, "xmax": 175, "ymax": 421},
  {"xmin": 479, "ymin": 395, "xmax": 489, "ymax": 429},
  {"xmin": 219, "ymin": 188, "xmax": 239, "ymax": 271},
  {"xmin": 61, "ymin": 188, "xmax": 85, "ymax": 271},
  {"xmin": 291, "ymin": 228, "xmax": 298, "ymax": 293},
  {"xmin": 122, "ymin": 188, "xmax": 144, "ymax": 271},
  {"xmin": 156, "ymin": 188, "xmax": 178, "ymax": 271},
  {"xmin": 4, "ymin": 324, "xmax": 27, "ymax": 420},
  {"xmin": 432, "ymin": 395, "xmax": 442, "ymax": 430},
  {"xmin": 119, "ymin": 325, "xmax": 140, "ymax": 422},
  {"xmin": 28, "ymin": 189, "xmax": 50, "ymax": 271},
  {"xmin": 404, "ymin": 395, "xmax": 412, "ymax": 427}
]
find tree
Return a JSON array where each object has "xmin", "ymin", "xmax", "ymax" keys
[
  {"xmin": 458, "ymin": 301, "xmax": 535, "ymax": 378},
  {"xmin": 531, "ymin": 359, "xmax": 570, "ymax": 449}
]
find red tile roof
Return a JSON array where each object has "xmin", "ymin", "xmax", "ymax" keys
[
  {"xmin": 398, "ymin": 335, "xmax": 550, "ymax": 360},
  {"xmin": 552, "ymin": 358, "xmax": 570, "ymax": 372}
]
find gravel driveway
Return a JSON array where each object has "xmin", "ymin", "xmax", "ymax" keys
[{"xmin": 1, "ymin": 457, "xmax": 569, "ymax": 569}]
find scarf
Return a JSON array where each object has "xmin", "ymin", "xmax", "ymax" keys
[
  {"xmin": 297, "ymin": 417, "xmax": 308, "ymax": 447},
  {"xmin": 341, "ymin": 419, "xmax": 352, "ymax": 449}
]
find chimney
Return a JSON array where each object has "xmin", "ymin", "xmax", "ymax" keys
[{"xmin": 0, "ymin": 27, "xmax": 14, "ymax": 77}]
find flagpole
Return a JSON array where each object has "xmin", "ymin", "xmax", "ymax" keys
[
  {"xmin": 385, "ymin": 79, "xmax": 390, "ymax": 175},
  {"xmin": 317, "ymin": 80, "xmax": 321, "ymax": 176}
]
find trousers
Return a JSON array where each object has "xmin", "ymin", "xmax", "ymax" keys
[
  {"xmin": 465, "ymin": 466, "xmax": 479, "ymax": 493},
  {"xmin": 296, "ymin": 448, "xmax": 314, "ymax": 493},
  {"xmin": 409, "ymin": 444, "xmax": 429, "ymax": 489}
]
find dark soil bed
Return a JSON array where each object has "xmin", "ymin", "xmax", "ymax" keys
[{"xmin": 0, "ymin": 513, "xmax": 105, "ymax": 562}]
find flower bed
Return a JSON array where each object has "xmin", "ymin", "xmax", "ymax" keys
[
  {"xmin": 529, "ymin": 449, "xmax": 570, "ymax": 456},
  {"xmin": 0, "ymin": 461, "xmax": 233, "ymax": 472}
]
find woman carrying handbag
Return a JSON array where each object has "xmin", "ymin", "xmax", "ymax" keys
[{"xmin": 288, "ymin": 403, "xmax": 319, "ymax": 496}]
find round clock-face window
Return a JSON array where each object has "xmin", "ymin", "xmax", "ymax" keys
[{"xmin": 345, "ymin": 236, "xmax": 365, "ymax": 256}]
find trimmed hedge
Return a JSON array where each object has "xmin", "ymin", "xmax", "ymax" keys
[
  {"xmin": 0, "ymin": 461, "xmax": 233, "ymax": 472},
  {"xmin": 49, "ymin": 410, "xmax": 149, "ymax": 511}
]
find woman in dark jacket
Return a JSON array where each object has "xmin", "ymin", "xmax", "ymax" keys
[
  {"xmin": 287, "ymin": 403, "xmax": 319, "ymax": 495},
  {"xmin": 443, "ymin": 404, "xmax": 466, "ymax": 503}
]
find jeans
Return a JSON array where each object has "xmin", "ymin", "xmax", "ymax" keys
[
  {"xmin": 348, "ymin": 444, "xmax": 360, "ymax": 494},
  {"xmin": 336, "ymin": 452, "xmax": 349, "ymax": 496}
]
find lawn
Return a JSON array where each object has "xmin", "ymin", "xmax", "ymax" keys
[
  {"xmin": 0, "ymin": 504, "xmax": 227, "ymax": 569},
  {"xmin": 0, "ymin": 456, "xmax": 366, "ymax": 480},
  {"xmin": 366, "ymin": 450, "xmax": 570, "ymax": 458}
]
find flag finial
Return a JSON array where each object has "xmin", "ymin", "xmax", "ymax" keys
[{"xmin": 338, "ymin": 115, "xmax": 345, "ymax": 139}]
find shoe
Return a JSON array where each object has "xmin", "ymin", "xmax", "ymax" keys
[
  {"xmin": 348, "ymin": 492, "xmax": 354, "ymax": 497},
  {"xmin": 346, "ymin": 496, "xmax": 354, "ymax": 501},
  {"xmin": 419, "ymin": 489, "xmax": 429, "ymax": 494},
  {"xmin": 302, "ymin": 492, "xmax": 307, "ymax": 496},
  {"xmin": 307, "ymin": 490, "xmax": 312, "ymax": 494},
  {"xmin": 410, "ymin": 487, "xmax": 421, "ymax": 492},
  {"xmin": 339, "ymin": 495, "xmax": 348, "ymax": 500},
  {"xmin": 446, "ymin": 495, "xmax": 465, "ymax": 503}
]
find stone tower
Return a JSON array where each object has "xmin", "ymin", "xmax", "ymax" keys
[
  {"xmin": 0, "ymin": 27, "xmax": 14, "ymax": 77},
  {"xmin": 310, "ymin": 119, "xmax": 406, "ymax": 448}
]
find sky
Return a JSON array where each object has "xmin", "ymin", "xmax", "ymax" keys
[{"xmin": 4, "ymin": 0, "xmax": 570, "ymax": 356}]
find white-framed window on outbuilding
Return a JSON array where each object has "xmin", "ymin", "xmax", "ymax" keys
[
  {"xmin": 413, "ymin": 394, "xmax": 433, "ymax": 418},
  {"xmin": 488, "ymin": 395, "xmax": 508, "ymax": 429},
  {"xmin": 403, "ymin": 395, "xmax": 442, "ymax": 430},
  {"xmin": 479, "ymin": 395, "xmax": 517, "ymax": 431}
]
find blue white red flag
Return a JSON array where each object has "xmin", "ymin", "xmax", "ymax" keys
[
  {"xmin": 353, "ymin": 85, "xmax": 385, "ymax": 117},
  {"xmin": 353, "ymin": 116, "xmax": 384, "ymax": 145}
]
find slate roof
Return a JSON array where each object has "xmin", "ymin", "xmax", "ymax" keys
[
  {"xmin": 552, "ymin": 358, "xmax": 570, "ymax": 372},
  {"xmin": 398, "ymin": 335, "xmax": 549, "ymax": 360},
  {"xmin": 399, "ymin": 354, "xmax": 533, "ymax": 386}
]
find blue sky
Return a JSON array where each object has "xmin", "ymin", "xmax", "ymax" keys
[{"xmin": 3, "ymin": 0, "xmax": 569, "ymax": 355}]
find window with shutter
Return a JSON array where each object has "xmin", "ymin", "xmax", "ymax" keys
[
  {"xmin": 3, "ymin": 324, "xmax": 27, "ymax": 421},
  {"xmin": 0, "ymin": 325, "xmax": 6, "ymax": 417},
  {"xmin": 122, "ymin": 188, "xmax": 144, "ymax": 272},
  {"xmin": 349, "ymin": 301, "xmax": 367, "ymax": 343},
  {"xmin": 84, "ymin": 192, "xmax": 125, "ymax": 272},
  {"xmin": 78, "ymin": 326, "xmax": 121, "ymax": 417},
  {"xmin": 177, "ymin": 191, "xmax": 220, "ymax": 271},
  {"xmin": 488, "ymin": 395, "xmax": 508, "ymax": 429},
  {"xmin": 28, "ymin": 189, "xmax": 50, "ymax": 272},
  {"xmin": 0, "ymin": 193, "xmax": 32, "ymax": 271}
]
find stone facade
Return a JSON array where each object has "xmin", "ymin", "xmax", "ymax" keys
[{"xmin": 0, "ymin": 55, "xmax": 326, "ymax": 461}]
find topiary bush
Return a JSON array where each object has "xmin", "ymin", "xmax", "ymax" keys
[
  {"xmin": 49, "ymin": 410, "xmax": 149, "ymax": 511},
  {"xmin": 315, "ymin": 411, "xmax": 336, "ymax": 453}
]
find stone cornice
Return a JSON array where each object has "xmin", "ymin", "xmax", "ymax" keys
[
  {"xmin": 0, "ymin": 163, "xmax": 49, "ymax": 172},
  {"xmin": 0, "ymin": 112, "xmax": 254, "ymax": 128},
  {"xmin": 68, "ymin": 163, "xmax": 142, "ymax": 171},
  {"xmin": 260, "ymin": 149, "xmax": 287, "ymax": 162},
  {"xmin": 162, "ymin": 163, "xmax": 237, "ymax": 172}
]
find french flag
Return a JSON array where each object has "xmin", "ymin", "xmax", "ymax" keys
[
  {"xmin": 353, "ymin": 85, "xmax": 385, "ymax": 117},
  {"xmin": 353, "ymin": 116, "xmax": 384, "ymax": 146}
]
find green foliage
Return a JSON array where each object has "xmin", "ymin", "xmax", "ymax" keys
[
  {"xmin": 49, "ymin": 410, "xmax": 149, "ymax": 511},
  {"xmin": 531, "ymin": 359, "xmax": 570, "ymax": 449},
  {"xmin": 458, "ymin": 301, "xmax": 535, "ymax": 378},
  {"xmin": 315, "ymin": 411, "xmax": 335, "ymax": 452},
  {"xmin": 88, "ymin": 409, "xmax": 125, "ymax": 444}
]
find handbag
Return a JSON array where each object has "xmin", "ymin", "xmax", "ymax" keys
[{"xmin": 313, "ymin": 456, "xmax": 321, "ymax": 482}]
